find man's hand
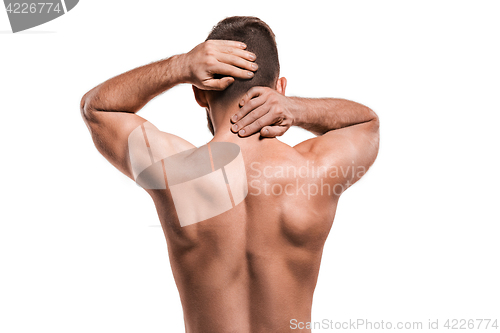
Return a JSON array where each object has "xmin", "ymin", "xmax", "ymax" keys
[
  {"xmin": 183, "ymin": 40, "xmax": 258, "ymax": 91},
  {"xmin": 231, "ymin": 87, "xmax": 295, "ymax": 138}
]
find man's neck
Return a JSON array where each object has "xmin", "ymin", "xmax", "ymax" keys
[{"xmin": 210, "ymin": 103, "xmax": 269, "ymax": 144}]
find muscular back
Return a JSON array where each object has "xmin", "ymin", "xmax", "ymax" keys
[{"xmin": 145, "ymin": 136, "xmax": 340, "ymax": 332}]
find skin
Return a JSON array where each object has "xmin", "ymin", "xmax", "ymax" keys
[{"xmin": 81, "ymin": 40, "xmax": 379, "ymax": 333}]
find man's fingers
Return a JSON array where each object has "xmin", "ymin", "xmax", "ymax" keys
[
  {"xmin": 219, "ymin": 46, "xmax": 256, "ymax": 61},
  {"xmin": 211, "ymin": 40, "xmax": 247, "ymax": 49},
  {"xmin": 218, "ymin": 77, "xmax": 235, "ymax": 90},
  {"xmin": 212, "ymin": 40, "xmax": 254, "ymax": 59},
  {"xmin": 205, "ymin": 77, "xmax": 235, "ymax": 91},
  {"xmin": 214, "ymin": 63, "xmax": 254, "ymax": 80},
  {"xmin": 231, "ymin": 88, "xmax": 266, "ymax": 123},
  {"xmin": 232, "ymin": 103, "xmax": 268, "ymax": 133},
  {"xmin": 216, "ymin": 53, "xmax": 257, "ymax": 72},
  {"xmin": 260, "ymin": 125, "xmax": 288, "ymax": 138},
  {"xmin": 239, "ymin": 87, "xmax": 266, "ymax": 108},
  {"xmin": 232, "ymin": 96, "xmax": 267, "ymax": 126},
  {"xmin": 237, "ymin": 110, "xmax": 278, "ymax": 137}
]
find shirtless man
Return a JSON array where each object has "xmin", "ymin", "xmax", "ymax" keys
[{"xmin": 81, "ymin": 16, "xmax": 379, "ymax": 333}]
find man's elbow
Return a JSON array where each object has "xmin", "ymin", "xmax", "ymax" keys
[
  {"xmin": 80, "ymin": 92, "xmax": 97, "ymax": 125},
  {"xmin": 366, "ymin": 107, "xmax": 380, "ymax": 133},
  {"xmin": 355, "ymin": 102, "xmax": 379, "ymax": 131},
  {"xmin": 364, "ymin": 107, "xmax": 380, "ymax": 155},
  {"xmin": 368, "ymin": 108, "xmax": 380, "ymax": 157}
]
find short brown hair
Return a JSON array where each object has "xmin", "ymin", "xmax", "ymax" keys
[{"xmin": 205, "ymin": 16, "xmax": 280, "ymax": 134}]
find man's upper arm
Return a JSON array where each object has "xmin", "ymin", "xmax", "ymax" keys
[
  {"xmin": 81, "ymin": 101, "xmax": 195, "ymax": 183},
  {"xmin": 294, "ymin": 118, "xmax": 380, "ymax": 188}
]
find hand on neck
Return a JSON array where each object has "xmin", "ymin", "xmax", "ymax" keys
[
  {"xmin": 192, "ymin": 78, "xmax": 286, "ymax": 143},
  {"xmin": 208, "ymin": 99, "xmax": 267, "ymax": 143}
]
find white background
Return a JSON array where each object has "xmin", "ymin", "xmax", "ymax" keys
[{"xmin": 1, "ymin": 1, "xmax": 499, "ymax": 332}]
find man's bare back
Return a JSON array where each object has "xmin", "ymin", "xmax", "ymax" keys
[
  {"xmin": 81, "ymin": 17, "xmax": 379, "ymax": 333},
  {"xmin": 147, "ymin": 137, "xmax": 336, "ymax": 332}
]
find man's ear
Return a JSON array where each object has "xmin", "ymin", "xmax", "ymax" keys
[
  {"xmin": 276, "ymin": 77, "xmax": 287, "ymax": 95},
  {"xmin": 192, "ymin": 85, "xmax": 209, "ymax": 108}
]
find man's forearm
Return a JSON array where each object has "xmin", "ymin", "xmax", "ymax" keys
[
  {"xmin": 81, "ymin": 54, "xmax": 187, "ymax": 114},
  {"xmin": 290, "ymin": 97, "xmax": 378, "ymax": 135}
]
